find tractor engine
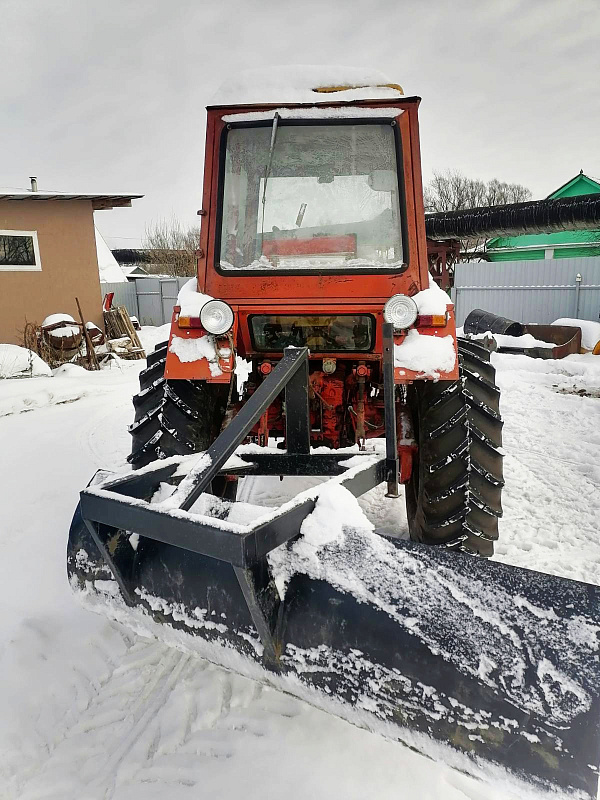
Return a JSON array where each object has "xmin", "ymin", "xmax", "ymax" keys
[{"xmin": 242, "ymin": 361, "xmax": 385, "ymax": 449}]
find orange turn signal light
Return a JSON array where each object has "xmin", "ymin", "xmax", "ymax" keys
[
  {"xmin": 415, "ymin": 314, "xmax": 447, "ymax": 328},
  {"xmin": 178, "ymin": 316, "xmax": 204, "ymax": 329}
]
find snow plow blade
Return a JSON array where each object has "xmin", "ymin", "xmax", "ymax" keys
[{"xmin": 68, "ymin": 481, "xmax": 600, "ymax": 799}]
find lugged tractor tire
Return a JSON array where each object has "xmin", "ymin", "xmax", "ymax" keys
[
  {"xmin": 128, "ymin": 341, "xmax": 168, "ymax": 468},
  {"xmin": 160, "ymin": 379, "xmax": 237, "ymax": 500},
  {"xmin": 405, "ymin": 337, "xmax": 504, "ymax": 557},
  {"xmin": 138, "ymin": 346, "xmax": 168, "ymax": 392}
]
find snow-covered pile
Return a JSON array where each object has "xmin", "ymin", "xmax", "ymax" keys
[
  {"xmin": 41, "ymin": 313, "xmax": 81, "ymax": 339},
  {"xmin": 0, "ymin": 344, "xmax": 51, "ymax": 378},
  {"xmin": 466, "ymin": 331, "xmax": 556, "ymax": 349},
  {"xmin": 214, "ymin": 65, "xmax": 404, "ymax": 106},
  {"xmin": 553, "ymin": 318, "xmax": 600, "ymax": 351},
  {"xmin": 495, "ymin": 332, "xmax": 555, "ymax": 349},
  {"xmin": 52, "ymin": 363, "xmax": 88, "ymax": 377}
]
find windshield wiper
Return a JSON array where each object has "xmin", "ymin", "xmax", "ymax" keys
[{"xmin": 259, "ymin": 111, "xmax": 280, "ymax": 253}]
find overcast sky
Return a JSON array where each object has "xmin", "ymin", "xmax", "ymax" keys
[{"xmin": 2, "ymin": 0, "xmax": 599, "ymax": 248}]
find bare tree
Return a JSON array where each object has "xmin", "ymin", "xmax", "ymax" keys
[
  {"xmin": 424, "ymin": 170, "xmax": 532, "ymax": 255},
  {"xmin": 143, "ymin": 217, "xmax": 201, "ymax": 277},
  {"xmin": 424, "ymin": 170, "xmax": 532, "ymax": 213}
]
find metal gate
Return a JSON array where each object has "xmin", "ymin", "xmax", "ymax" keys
[{"xmin": 101, "ymin": 277, "xmax": 190, "ymax": 326}]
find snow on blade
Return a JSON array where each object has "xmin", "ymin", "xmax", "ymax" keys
[
  {"xmin": 270, "ymin": 486, "xmax": 600, "ymax": 728},
  {"xmin": 394, "ymin": 330, "xmax": 456, "ymax": 378},
  {"xmin": 159, "ymin": 452, "xmax": 213, "ymax": 510}
]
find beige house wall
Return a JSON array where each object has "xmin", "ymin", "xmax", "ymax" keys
[{"xmin": 0, "ymin": 199, "xmax": 104, "ymax": 345}]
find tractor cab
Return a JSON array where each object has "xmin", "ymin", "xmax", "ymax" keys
[
  {"xmin": 218, "ymin": 117, "xmax": 404, "ymax": 272},
  {"xmin": 165, "ymin": 83, "xmax": 443, "ymax": 384},
  {"xmin": 199, "ymin": 92, "xmax": 431, "ymax": 306}
]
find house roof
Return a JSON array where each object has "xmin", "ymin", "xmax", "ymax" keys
[
  {"xmin": 121, "ymin": 264, "xmax": 149, "ymax": 276},
  {"xmin": 486, "ymin": 172, "xmax": 600, "ymax": 249},
  {"xmin": 0, "ymin": 190, "xmax": 143, "ymax": 210},
  {"xmin": 547, "ymin": 172, "xmax": 600, "ymax": 199}
]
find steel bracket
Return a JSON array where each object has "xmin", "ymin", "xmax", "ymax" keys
[{"xmin": 78, "ymin": 345, "xmax": 390, "ymax": 663}]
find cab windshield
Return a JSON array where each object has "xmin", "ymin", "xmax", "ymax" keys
[{"xmin": 219, "ymin": 122, "xmax": 404, "ymax": 271}]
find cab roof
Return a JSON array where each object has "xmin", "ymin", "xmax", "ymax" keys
[{"xmin": 209, "ymin": 65, "xmax": 407, "ymax": 107}]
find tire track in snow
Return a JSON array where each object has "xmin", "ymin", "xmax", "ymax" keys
[
  {"xmin": 15, "ymin": 640, "xmax": 190, "ymax": 800},
  {"xmin": 92, "ymin": 649, "xmax": 191, "ymax": 799},
  {"xmin": 77, "ymin": 394, "xmax": 135, "ymax": 471}
]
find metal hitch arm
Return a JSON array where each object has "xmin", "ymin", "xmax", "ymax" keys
[{"xmin": 175, "ymin": 346, "xmax": 310, "ymax": 511}]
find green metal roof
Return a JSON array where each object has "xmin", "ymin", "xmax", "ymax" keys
[{"xmin": 487, "ymin": 173, "xmax": 600, "ymax": 255}]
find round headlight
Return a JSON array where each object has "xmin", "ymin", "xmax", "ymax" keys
[
  {"xmin": 200, "ymin": 300, "xmax": 234, "ymax": 335},
  {"xmin": 383, "ymin": 294, "xmax": 418, "ymax": 330}
]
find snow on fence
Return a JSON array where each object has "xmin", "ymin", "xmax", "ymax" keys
[
  {"xmin": 452, "ymin": 257, "xmax": 600, "ymax": 326},
  {"xmin": 101, "ymin": 277, "xmax": 190, "ymax": 326}
]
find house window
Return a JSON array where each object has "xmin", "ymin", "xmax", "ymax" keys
[{"xmin": 0, "ymin": 230, "xmax": 41, "ymax": 271}]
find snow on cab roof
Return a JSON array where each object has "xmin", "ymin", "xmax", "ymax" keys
[{"xmin": 211, "ymin": 65, "xmax": 405, "ymax": 106}]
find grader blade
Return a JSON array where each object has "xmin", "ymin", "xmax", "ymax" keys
[{"xmin": 68, "ymin": 501, "xmax": 600, "ymax": 799}]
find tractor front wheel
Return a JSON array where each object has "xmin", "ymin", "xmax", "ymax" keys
[
  {"xmin": 128, "ymin": 343, "xmax": 237, "ymax": 500},
  {"xmin": 405, "ymin": 338, "xmax": 503, "ymax": 556}
]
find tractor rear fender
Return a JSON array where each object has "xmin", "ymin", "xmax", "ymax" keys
[
  {"xmin": 393, "ymin": 303, "xmax": 459, "ymax": 383},
  {"xmin": 165, "ymin": 305, "xmax": 236, "ymax": 383}
]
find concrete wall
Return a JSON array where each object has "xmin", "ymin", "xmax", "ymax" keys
[{"xmin": 0, "ymin": 199, "xmax": 104, "ymax": 345}]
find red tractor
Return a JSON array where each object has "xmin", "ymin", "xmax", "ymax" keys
[{"xmin": 129, "ymin": 89, "xmax": 502, "ymax": 555}]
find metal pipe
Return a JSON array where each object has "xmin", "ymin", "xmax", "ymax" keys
[
  {"xmin": 575, "ymin": 273, "xmax": 582, "ymax": 318},
  {"xmin": 29, "ymin": 176, "xmax": 38, "ymax": 192},
  {"xmin": 426, "ymin": 194, "xmax": 600, "ymax": 241},
  {"xmin": 382, "ymin": 323, "xmax": 399, "ymax": 498}
]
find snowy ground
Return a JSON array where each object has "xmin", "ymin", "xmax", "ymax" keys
[{"xmin": 1, "ymin": 328, "xmax": 599, "ymax": 800}]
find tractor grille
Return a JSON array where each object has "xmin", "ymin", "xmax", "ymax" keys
[{"xmin": 249, "ymin": 314, "xmax": 375, "ymax": 353}]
